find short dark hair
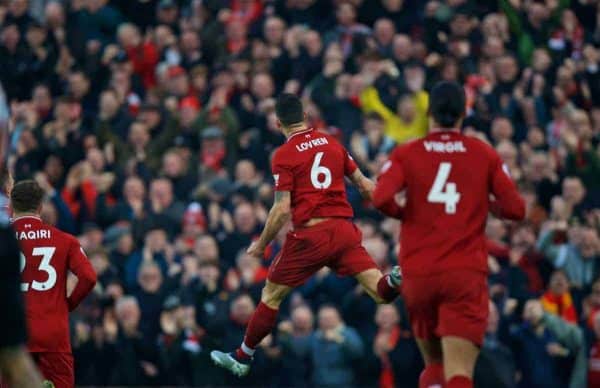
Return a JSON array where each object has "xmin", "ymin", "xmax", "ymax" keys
[
  {"xmin": 10, "ymin": 180, "xmax": 45, "ymax": 214},
  {"xmin": 429, "ymin": 81, "xmax": 466, "ymax": 128},
  {"xmin": 275, "ymin": 93, "xmax": 304, "ymax": 127}
]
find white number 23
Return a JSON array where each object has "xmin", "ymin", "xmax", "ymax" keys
[
  {"xmin": 427, "ymin": 162, "xmax": 461, "ymax": 214},
  {"xmin": 20, "ymin": 247, "xmax": 57, "ymax": 292}
]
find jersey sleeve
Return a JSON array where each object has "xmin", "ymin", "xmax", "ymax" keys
[
  {"xmin": 66, "ymin": 237, "xmax": 97, "ymax": 312},
  {"xmin": 488, "ymin": 151, "xmax": 526, "ymax": 220},
  {"xmin": 271, "ymin": 150, "xmax": 294, "ymax": 192},
  {"xmin": 373, "ymin": 146, "xmax": 407, "ymax": 218},
  {"xmin": 344, "ymin": 149, "xmax": 358, "ymax": 177}
]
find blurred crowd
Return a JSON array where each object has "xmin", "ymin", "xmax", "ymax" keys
[{"xmin": 2, "ymin": 0, "xmax": 600, "ymax": 386}]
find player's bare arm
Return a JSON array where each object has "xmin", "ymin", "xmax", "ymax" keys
[
  {"xmin": 349, "ymin": 169, "xmax": 375, "ymax": 201},
  {"xmin": 247, "ymin": 191, "xmax": 291, "ymax": 258},
  {"xmin": 0, "ymin": 346, "xmax": 44, "ymax": 388}
]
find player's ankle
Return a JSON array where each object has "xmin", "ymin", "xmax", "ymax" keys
[
  {"xmin": 419, "ymin": 363, "xmax": 444, "ymax": 388},
  {"xmin": 235, "ymin": 343, "xmax": 255, "ymax": 361},
  {"xmin": 377, "ymin": 275, "xmax": 400, "ymax": 302}
]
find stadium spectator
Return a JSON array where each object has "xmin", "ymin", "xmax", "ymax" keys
[{"xmin": 292, "ymin": 304, "xmax": 364, "ymax": 388}]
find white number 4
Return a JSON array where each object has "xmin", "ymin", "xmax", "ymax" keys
[
  {"xmin": 20, "ymin": 247, "xmax": 57, "ymax": 292},
  {"xmin": 428, "ymin": 162, "xmax": 461, "ymax": 214},
  {"xmin": 310, "ymin": 152, "xmax": 332, "ymax": 189}
]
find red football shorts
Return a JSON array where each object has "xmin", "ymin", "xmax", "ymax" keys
[
  {"xmin": 268, "ymin": 218, "xmax": 377, "ymax": 287},
  {"xmin": 402, "ymin": 269, "xmax": 488, "ymax": 346},
  {"xmin": 32, "ymin": 352, "xmax": 74, "ymax": 388}
]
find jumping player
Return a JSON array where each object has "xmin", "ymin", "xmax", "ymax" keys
[
  {"xmin": 373, "ymin": 81, "xmax": 525, "ymax": 388},
  {"xmin": 211, "ymin": 93, "xmax": 402, "ymax": 377},
  {"xmin": 11, "ymin": 180, "xmax": 97, "ymax": 388}
]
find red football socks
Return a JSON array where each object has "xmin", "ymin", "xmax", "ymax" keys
[
  {"xmin": 446, "ymin": 375, "xmax": 472, "ymax": 388},
  {"xmin": 377, "ymin": 274, "xmax": 400, "ymax": 302},
  {"xmin": 236, "ymin": 302, "xmax": 279, "ymax": 359},
  {"xmin": 419, "ymin": 363, "xmax": 444, "ymax": 388}
]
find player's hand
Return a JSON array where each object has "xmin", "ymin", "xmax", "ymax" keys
[
  {"xmin": 358, "ymin": 177, "xmax": 375, "ymax": 201},
  {"xmin": 247, "ymin": 241, "xmax": 266, "ymax": 259}
]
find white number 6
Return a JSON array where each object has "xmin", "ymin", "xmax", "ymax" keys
[{"xmin": 310, "ymin": 152, "xmax": 332, "ymax": 189}]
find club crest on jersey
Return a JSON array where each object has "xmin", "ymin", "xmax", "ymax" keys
[{"xmin": 273, "ymin": 174, "xmax": 280, "ymax": 186}]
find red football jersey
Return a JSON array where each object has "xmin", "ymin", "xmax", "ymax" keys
[
  {"xmin": 13, "ymin": 216, "xmax": 96, "ymax": 353},
  {"xmin": 373, "ymin": 131, "xmax": 525, "ymax": 277},
  {"xmin": 271, "ymin": 128, "xmax": 358, "ymax": 226},
  {"xmin": 589, "ymin": 342, "xmax": 600, "ymax": 387}
]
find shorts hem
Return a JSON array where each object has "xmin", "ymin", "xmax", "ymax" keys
[{"xmin": 436, "ymin": 330, "xmax": 484, "ymax": 347}]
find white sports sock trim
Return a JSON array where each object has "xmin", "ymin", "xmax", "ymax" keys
[{"xmin": 241, "ymin": 342, "xmax": 255, "ymax": 356}]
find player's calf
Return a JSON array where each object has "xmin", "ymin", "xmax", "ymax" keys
[
  {"xmin": 212, "ymin": 281, "xmax": 291, "ymax": 377},
  {"xmin": 442, "ymin": 336, "xmax": 478, "ymax": 388}
]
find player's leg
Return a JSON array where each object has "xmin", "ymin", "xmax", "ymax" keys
[
  {"xmin": 416, "ymin": 338, "xmax": 445, "ymax": 388},
  {"xmin": 441, "ymin": 336, "xmax": 479, "ymax": 388},
  {"xmin": 401, "ymin": 275, "xmax": 445, "ymax": 388},
  {"xmin": 334, "ymin": 220, "xmax": 402, "ymax": 303},
  {"xmin": 211, "ymin": 280, "xmax": 292, "ymax": 377},
  {"xmin": 212, "ymin": 227, "xmax": 328, "ymax": 377},
  {"xmin": 238, "ymin": 280, "xmax": 292, "ymax": 355},
  {"xmin": 354, "ymin": 267, "xmax": 402, "ymax": 304},
  {"xmin": 436, "ymin": 270, "xmax": 488, "ymax": 388},
  {"xmin": 34, "ymin": 353, "xmax": 74, "ymax": 388}
]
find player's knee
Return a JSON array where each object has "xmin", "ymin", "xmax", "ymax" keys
[{"xmin": 261, "ymin": 282, "xmax": 289, "ymax": 308}]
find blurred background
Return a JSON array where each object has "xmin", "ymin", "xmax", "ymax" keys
[{"xmin": 2, "ymin": 0, "xmax": 600, "ymax": 386}]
